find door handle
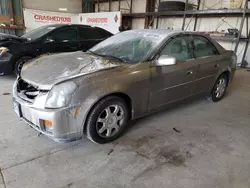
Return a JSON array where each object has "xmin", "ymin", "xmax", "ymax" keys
[
  {"xmin": 186, "ymin": 70, "xmax": 193, "ymax": 75},
  {"xmin": 215, "ymin": 64, "xmax": 219, "ymax": 68}
]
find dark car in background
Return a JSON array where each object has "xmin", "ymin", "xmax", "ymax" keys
[{"xmin": 0, "ymin": 24, "xmax": 113, "ymax": 75}]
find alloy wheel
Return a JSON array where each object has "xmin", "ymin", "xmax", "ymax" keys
[
  {"xmin": 96, "ymin": 105, "xmax": 124, "ymax": 138},
  {"xmin": 215, "ymin": 78, "xmax": 226, "ymax": 98}
]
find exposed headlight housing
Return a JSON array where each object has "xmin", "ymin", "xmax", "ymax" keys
[
  {"xmin": 0, "ymin": 47, "xmax": 12, "ymax": 61},
  {"xmin": 45, "ymin": 82, "xmax": 77, "ymax": 109},
  {"xmin": 0, "ymin": 47, "xmax": 9, "ymax": 54}
]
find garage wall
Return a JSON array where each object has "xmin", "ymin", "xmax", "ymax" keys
[
  {"xmin": 95, "ymin": 0, "xmax": 248, "ymax": 65},
  {"xmin": 22, "ymin": 0, "xmax": 82, "ymax": 13},
  {"xmin": 95, "ymin": 0, "xmax": 146, "ymax": 13},
  {"xmin": 154, "ymin": 0, "xmax": 247, "ymax": 65},
  {"xmin": 94, "ymin": 0, "xmax": 146, "ymax": 28},
  {"xmin": 88, "ymin": 0, "xmax": 247, "ymax": 32},
  {"xmin": 132, "ymin": 18, "xmax": 145, "ymax": 29}
]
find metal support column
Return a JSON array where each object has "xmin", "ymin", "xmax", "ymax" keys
[
  {"xmin": 145, "ymin": 0, "xmax": 156, "ymax": 28},
  {"xmin": 130, "ymin": 0, "xmax": 133, "ymax": 13},
  {"xmin": 9, "ymin": 0, "xmax": 14, "ymax": 25},
  {"xmin": 193, "ymin": 0, "xmax": 201, "ymax": 31},
  {"xmin": 156, "ymin": 0, "xmax": 161, "ymax": 29},
  {"xmin": 182, "ymin": 0, "xmax": 189, "ymax": 30},
  {"xmin": 241, "ymin": 31, "xmax": 250, "ymax": 67},
  {"xmin": 97, "ymin": 0, "xmax": 100, "ymax": 12},
  {"xmin": 109, "ymin": 0, "xmax": 111, "ymax": 11},
  {"xmin": 240, "ymin": 0, "xmax": 249, "ymax": 67},
  {"xmin": 234, "ymin": 0, "xmax": 248, "ymax": 53}
]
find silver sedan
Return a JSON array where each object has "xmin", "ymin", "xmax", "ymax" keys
[{"xmin": 13, "ymin": 29, "xmax": 236, "ymax": 143}]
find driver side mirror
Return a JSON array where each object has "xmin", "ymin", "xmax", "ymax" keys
[
  {"xmin": 154, "ymin": 55, "xmax": 176, "ymax": 66},
  {"xmin": 45, "ymin": 37, "xmax": 55, "ymax": 43}
]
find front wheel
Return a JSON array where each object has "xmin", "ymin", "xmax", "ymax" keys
[
  {"xmin": 14, "ymin": 56, "xmax": 32, "ymax": 75},
  {"xmin": 210, "ymin": 74, "xmax": 228, "ymax": 102},
  {"xmin": 85, "ymin": 96, "xmax": 129, "ymax": 144}
]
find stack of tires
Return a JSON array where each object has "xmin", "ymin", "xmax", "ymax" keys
[{"xmin": 158, "ymin": 1, "xmax": 197, "ymax": 12}]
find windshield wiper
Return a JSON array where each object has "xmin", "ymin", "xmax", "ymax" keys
[
  {"xmin": 104, "ymin": 55, "xmax": 127, "ymax": 63},
  {"xmin": 88, "ymin": 51, "xmax": 127, "ymax": 63}
]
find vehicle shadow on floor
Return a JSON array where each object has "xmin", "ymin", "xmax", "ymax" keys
[{"xmin": 0, "ymin": 74, "xmax": 16, "ymax": 80}]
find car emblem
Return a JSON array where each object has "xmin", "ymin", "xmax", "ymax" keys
[{"xmin": 114, "ymin": 15, "xmax": 118, "ymax": 23}]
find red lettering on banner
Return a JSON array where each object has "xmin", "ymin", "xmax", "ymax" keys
[
  {"xmin": 34, "ymin": 14, "xmax": 39, "ymax": 19},
  {"xmin": 33, "ymin": 14, "xmax": 72, "ymax": 23},
  {"xmin": 87, "ymin": 17, "xmax": 108, "ymax": 23}
]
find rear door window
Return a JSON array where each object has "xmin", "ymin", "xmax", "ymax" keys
[
  {"xmin": 193, "ymin": 36, "xmax": 218, "ymax": 58},
  {"xmin": 50, "ymin": 28, "xmax": 77, "ymax": 42},
  {"xmin": 79, "ymin": 27, "xmax": 111, "ymax": 40}
]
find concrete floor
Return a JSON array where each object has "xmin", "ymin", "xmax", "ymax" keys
[{"xmin": 0, "ymin": 69, "xmax": 250, "ymax": 188}]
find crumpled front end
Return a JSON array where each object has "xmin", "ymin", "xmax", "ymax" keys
[{"xmin": 12, "ymin": 78, "xmax": 84, "ymax": 142}]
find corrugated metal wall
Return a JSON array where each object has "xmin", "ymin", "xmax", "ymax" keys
[
  {"xmin": 0, "ymin": 0, "xmax": 22, "ymax": 35},
  {"xmin": 0, "ymin": 0, "xmax": 10, "ymax": 15}
]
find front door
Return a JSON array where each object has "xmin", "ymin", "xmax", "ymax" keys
[
  {"xmin": 41, "ymin": 28, "xmax": 79, "ymax": 54},
  {"xmin": 149, "ymin": 35, "xmax": 196, "ymax": 109},
  {"xmin": 191, "ymin": 35, "xmax": 222, "ymax": 94}
]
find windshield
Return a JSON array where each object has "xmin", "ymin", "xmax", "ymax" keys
[
  {"xmin": 22, "ymin": 25, "xmax": 61, "ymax": 40},
  {"xmin": 89, "ymin": 30, "xmax": 164, "ymax": 63}
]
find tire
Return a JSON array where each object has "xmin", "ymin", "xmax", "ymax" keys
[
  {"xmin": 85, "ymin": 96, "xmax": 129, "ymax": 144},
  {"xmin": 14, "ymin": 56, "xmax": 32, "ymax": 75},
  {"xmin": 210, "ymin": 74, "xmax": 228, "ymax": 102}
]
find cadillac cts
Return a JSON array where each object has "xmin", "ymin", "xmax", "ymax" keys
[{"xmin": 13, "ymin": 29, "xmax": 236, "ymax": 144}]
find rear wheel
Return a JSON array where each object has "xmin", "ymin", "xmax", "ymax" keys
[
  {"xmin": 14, "ymin": 56, "xmax": 32, "ymax": 75},
  {"xmin": 85, "ymin": 96, "xmax": 129, "ymax": 144},
  {"xmin": 210, "ymin": 74, "xmax": 228, "ymax": 102}
]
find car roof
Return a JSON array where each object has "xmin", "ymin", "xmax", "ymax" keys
[
  {"xmin": 129, "ymin": 29, "xmax": 207, "ymax": 38},
  {"xmin": 50, "ymin": 24, "xmax": 99, "ymax": 28}
]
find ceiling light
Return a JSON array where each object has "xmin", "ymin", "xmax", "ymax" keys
[{"xmin": 59, "ymin": 8, "xmax": 67, "ymax": 11}]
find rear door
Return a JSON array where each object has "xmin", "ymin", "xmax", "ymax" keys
[
  {"xmin": 78, "ymin": 27, "xmax": 112, "ymax": 51},
  {"xmin": 191, "ymin": 35, "xmax": 222, "ymax": 94}
]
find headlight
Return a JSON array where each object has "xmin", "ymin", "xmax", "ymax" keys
[
  {"xmin": 0, "ymin": 47, "xmax": 12, "ymax": 61},
  {"xmin": 45, "ymin": 82, "xmax": 77, "ymax": 109},
  {"xmin": 0, "ymin": 47, "xmax": 9, "ymax": 54}
]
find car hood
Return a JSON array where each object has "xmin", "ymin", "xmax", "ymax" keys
[
  {"xmin": 0, "ymin": 33, "xmax": 27, "ymax": 46},
  {"xmin": 21, "ymin": 51, "xmax": 122, "ymax": 90}
]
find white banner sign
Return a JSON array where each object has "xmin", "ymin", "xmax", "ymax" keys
[
  {"xmin": 78, "ymin": 12, "xmax": 121, "ymax": 34},
  {"xmin": 23, "ymin": 8, "xmax": 78, "ymax": 32}
]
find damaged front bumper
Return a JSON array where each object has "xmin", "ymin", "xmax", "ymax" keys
[{"xmin": 12, "ymin": 80, "xmax": 83, "ymax": 142}]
